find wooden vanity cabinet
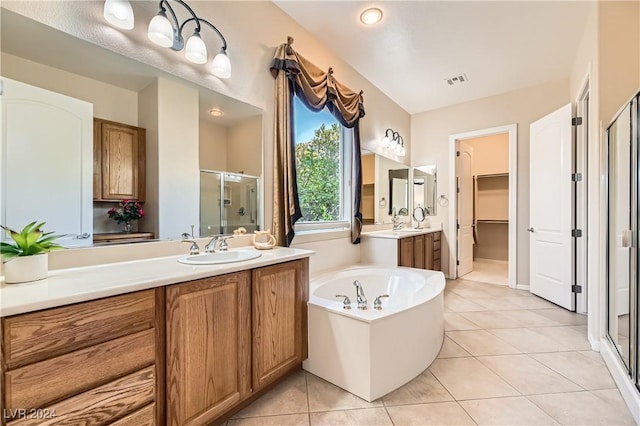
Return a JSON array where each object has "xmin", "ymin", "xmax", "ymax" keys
[
  {"xmin": 1, "ymin": 289, "xmax": 163, "ymax": 426},
  {"xmin": 166, "ymin": 258, "xmax": 309, "ymax": 425},
  {"xmin": 252, "ymin": 259, "xmax": 308, "ymax": 392},
  {"xmin": 397, "ymin": 231, "xmax": 442, "ymax": 271},
  {"xmin": 166, "ymin": 272, "xmax": 252, "ymax": 426},
  {"xmin": 94, "ymin": 118, "xmax": 146, "ymax": 202}
]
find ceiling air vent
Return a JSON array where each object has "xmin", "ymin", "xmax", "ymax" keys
[{"xmin": 445, "ymin": 73, "xmax": 469, "ymax": 86}]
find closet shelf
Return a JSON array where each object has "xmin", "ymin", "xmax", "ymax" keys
[
  {"xmin": 475, "ymin": 173, "xmax": 509, "ymax": 179},
  {"xmin": 476, "ymin": 219, "xmax": 509, "ymax": 224}
]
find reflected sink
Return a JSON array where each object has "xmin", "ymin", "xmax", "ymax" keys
[{"xmin": 178, "ymin": 250, "xmax": 262, "ymax": 265}]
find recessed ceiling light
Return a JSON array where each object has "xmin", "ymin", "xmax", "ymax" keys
[
  {"xmin": 360, "ymin": 8, "xmax": 383, "ymax": 25},
  {"xmin": 208, "ymin": 108, "xmax": 224, "ymax": 117}
]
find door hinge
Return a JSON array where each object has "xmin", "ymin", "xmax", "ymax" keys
[
  {"xmin": 457, "ymin": 222, "xmax": 460, "ymax": 230},
  {"xmin": 571, "ymin": 284, "xmax": 583, "ymax": 293},
  {"xmin": 571, "ymin": 173, "xmax": 583, "ymax": 182},
  {"xmin": 456, "ymin": 151, "xmax": 461, "ymax": 157},
  {"xmin": 456, "ymin": 260, "xmax": 460, "ymax": 266},
  {"xmin": 456, "ymin": 186, "xmax": 460, "ymax": 194},
  {"xmin": 572, "ymin": 117, "xmax": 583, "ymax": 126},
  {"xmin": 572, "ymin": 229, "xmax": 583, "ymax": 238}
]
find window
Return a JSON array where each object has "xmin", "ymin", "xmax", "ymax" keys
[{"xmin": 293, "ymin": 96, "xmax": 351, "ymax": 231}]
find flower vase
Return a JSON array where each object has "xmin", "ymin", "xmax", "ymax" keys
[{"xmin": 123, "ymin": 220, "xmax": 132, "ymax": 233}]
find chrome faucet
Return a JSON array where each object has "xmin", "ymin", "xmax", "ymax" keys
[
  {"xmin": 353, "ymin": 280, "xmax": 367, "ymax": 310},
  {"xmin": 205, "ymin": 235, "xmax": 232, "ymax": 253},
  {"xmin": 181, "ymin": 233, "xmax": 200, "ymax": 255},
  {"xmin": 391, "ymin": 208, "xmax": 404, "ymax": 231}
]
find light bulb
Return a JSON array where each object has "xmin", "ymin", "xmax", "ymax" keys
[
  {"xmin": 148, "ymin": 11, "xmax": 174, "ymax": 48},
  {"xmin": 185, "ymin": 32, "xmax": 207, "ymax": 64},
  {"xmin": 360, "ymin": 8, "xmax": 383, "ymax": 25},
  {"xmin": 381, "ymin": 136, "xmax": 390, "ymax": 148},
  {"xmin": 104, "ymin": 0, "xmax": 134, "ymax": 30},
  {"xmin": 212, "ymin": 50, "xmax": 231, "ymax": 79}
]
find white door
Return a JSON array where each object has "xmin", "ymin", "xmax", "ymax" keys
[
  {"xmin": 457, "ymin": 141, "xmax": 474, "ymax": 277},
  {"xmin": 529, "ymin": 103, "xmax": 573, "ymax": 310},
  {"xmin": 1, "ymin": 78, "xmax": 93, "ymax": 247}
]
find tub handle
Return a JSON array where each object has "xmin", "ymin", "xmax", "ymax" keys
[
  {"xmin": 335, "ymin": 294, "xmax": 352, "ymax": 309},
  {"xmin": 373, "ymin": 294, "xmax": 390, "ymax": 310}
]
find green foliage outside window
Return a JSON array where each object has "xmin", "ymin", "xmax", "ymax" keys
[{"xmin": 295, "ymin": 123, "xmax": 341, "ymax": 221}]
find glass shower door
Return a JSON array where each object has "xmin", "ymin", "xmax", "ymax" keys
[
  {"xmin": 200, "ymin": 171, "xmax": 222, "ymax": 236},
  {"xmin": 221, "ymin": 173, "xmax": 260, "ymax": 234},
  {"xmin": 607, "ymin": 96, "xmax": 636, "ymax": 375}
]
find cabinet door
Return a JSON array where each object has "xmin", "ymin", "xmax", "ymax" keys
[
  {"xmin": 1, "ymin": 77, "xmax": 93, "ymax": 247},
  {"xmin": 413, "ymin": 234, "xmax": 425, "ymax": 269},
  {"xmin": 100, "ymin": 121, "xmax": 145, "ymax": 201},
  {"xmin": 252, "ymin": 260, "xmax": 307, "ymax": 392},
  {"xmin": 166, "ymin": 273, "xmax": 251, "ymax": 426},
  {"xmin": 398, "ymin": 238, "xmax": 414, "ymax": 267},
  {"xmin": 425, "ymin": 233, "xmax": 435, "ymax": 270}
]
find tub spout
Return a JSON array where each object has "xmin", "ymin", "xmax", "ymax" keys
[{"xmin": 353, "ymin": 280, "xmax": 367, "ymax": 309}]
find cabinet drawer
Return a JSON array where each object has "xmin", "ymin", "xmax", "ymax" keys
[
  {"xmin": 111, "ymin": 403, "xmax": 155, "ymax": 426},
  {"xmin": 433, "ymin": 231, "xmax": 441, "ymax": 242},
  {"xmin": 7, "ymin": 366, "xmax": 155, "ymax": 426},
  {"xmin": 5, "ymin": 330, "xmax": 155, "ymax": 411},
  {"xmin": 433, "ymin": 260, "xmax": 441, "ymax": 271},
  {"xmin": 434, "ymin": 249, "xmax": 441, "ymax": 261},
  {"xmin": 3, "ymin": 290, "xmax": 155, "ymax": 368},
  {"xmin": 434, "ymin": 240, "xmax": 441, "ymax": 251}
]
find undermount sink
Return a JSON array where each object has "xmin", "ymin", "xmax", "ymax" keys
[{"xmin": 178, "ymin": 250, "xmax": 262, "ymax": 265}]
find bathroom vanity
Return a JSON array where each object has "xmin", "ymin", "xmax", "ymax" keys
[
  {"xmin": 360, "ymin": 228, "xmax": 442, "ymax": 271},
  {"xmin": 0, "ymin": 248, "xmax": 311, "ymax": 426}
]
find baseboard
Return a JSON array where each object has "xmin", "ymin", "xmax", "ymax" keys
[
  {"xmin": 515, "ymin": 283, "xmax": 530, "ymax": 291},
  {"xmin": 600, "ymin": 338, "xmax": 640, "ymax": 424}
]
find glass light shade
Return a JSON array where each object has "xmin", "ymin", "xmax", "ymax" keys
[
  {"xmin": 398, "ymin": 144, "xmax": 406, "ymax": 156},
  {"xmin": 360, "ymin": 8, "xmax": 383, "ymax": 25},
  {"xmin": 104, "ymin": 0, "xmax": 134, "ymax": 30},
  {"xmin": 212, "ymin": 51, "xmax": 231, "ymax": 79},
  {"xmin": 381, "ymin": 136, "xmax": 390, "ymax": 148},
  {"xmin": 148, "ymin": 12, "xmax": 174, "ymax": 48},
  {"xmin": 185, "ymin": 32, "xmax": 207, "ymax": 64}
]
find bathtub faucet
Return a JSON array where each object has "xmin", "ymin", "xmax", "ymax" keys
[{"xmin": 353, "ymin": 280, "xmax": 367, "ymax": 309}]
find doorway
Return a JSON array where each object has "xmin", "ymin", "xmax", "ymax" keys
[{"xmin": 448, "ymin": 124, "xmax": 518, "ymax": 288}]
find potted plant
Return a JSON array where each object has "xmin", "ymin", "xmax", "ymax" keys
[
  {"xmin": 1, "ymin": 221, "xmax": 64, "ymax": 284},
  {"xmin": 108, "ymin": 200, "xmax": 145, "ymax": 233}
]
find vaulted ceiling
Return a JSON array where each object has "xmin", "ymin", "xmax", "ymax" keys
[{"xmin": 274, "ymin": 1, "xmax": 592, "ymax": 114}]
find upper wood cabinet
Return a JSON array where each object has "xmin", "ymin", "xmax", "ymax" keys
[{"xmin": 94, "ymin": 118, "xmax": 146, "ymax": 202}]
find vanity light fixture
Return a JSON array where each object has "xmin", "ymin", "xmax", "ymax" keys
[
  {"xmin": 380, "ymin": 128, "xmax": 405, "ymax": 156},
  {"xmin": 103, "ymin": 0, "xmax": 231, "ymax": 79},
  {"xmin": 360, "ymin": 7, "xmax": 383, "ymax": 25},
  {"xmin": 103, "ymin": 0, "xmax": 134, "ymax": 30}
]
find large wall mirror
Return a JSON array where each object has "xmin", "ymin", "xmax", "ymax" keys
[
  {"xmin": 413, "ymin": 165, "xmax": 437, "ymax": 216},
  {"xmin": 361, "ymin": 150, "xmax": 409, "ymax": 224},
  {"xmin": 1, "ymin": 9, "xmax": 263, "ymax": 245}
]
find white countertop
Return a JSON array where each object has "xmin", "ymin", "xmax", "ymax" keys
[
  {"xmin": 360, "ymin": 227, "xmax": 441, "ymax": 240},
  {"xmin": 0, "ymin": 247, "xmax": 313, "ymax": 317}
]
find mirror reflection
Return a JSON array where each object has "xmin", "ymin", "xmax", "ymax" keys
[
  {"xmin": 361, "ymin": 150, "xmax": 409, "ymax": 224},
  {"xmin": 413, "ymin": 165, "xmax": 437, "ymax": 216},
  {"xmin": 1, "ymin": 9, "xmax": 263, "ymax": 245},
  {"xmin": 389, "ymin": 169, "xmax": 409, "ymax": 216}
]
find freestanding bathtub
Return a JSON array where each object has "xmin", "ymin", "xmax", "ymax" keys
[{"xmin": 303, "ymin": 266, "xmax": 445, "ymax": 402}]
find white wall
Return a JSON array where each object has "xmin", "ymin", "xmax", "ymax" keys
[
  {"xmin": 157, "ymin": 78, "xmax": 200, "ymax": 239},
  {"xmin": 199, "ymin": 120, "xmax": 228, "ymax": 172},
  {"xmin": 411, "ymin": 79, "xmax": 570, "ymax": 284},
  {"xmin": 1, "ymin": 52, "xmax": 138, "ymax": 126},
  {"xmin": 227, "ymin": 115, "xmax": 263, "ymax": 177}
]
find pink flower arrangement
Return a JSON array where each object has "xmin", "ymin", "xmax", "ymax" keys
[{"xmin": 107, "ymin": 200, "xmax": 145, "ymax": 224}]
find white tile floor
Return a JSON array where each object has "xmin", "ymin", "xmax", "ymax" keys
[
  {"xmin": 226, "ymin": 278, "xmax": 635, "ymax": 426},
  {"xmin": 461, "ymin": 259, "xmax": 508, "ymax": 286}
]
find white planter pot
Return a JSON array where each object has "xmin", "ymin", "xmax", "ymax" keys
[{"xmin": 3, "ymin": 254, "xmax": 48, "ymax": 284}]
